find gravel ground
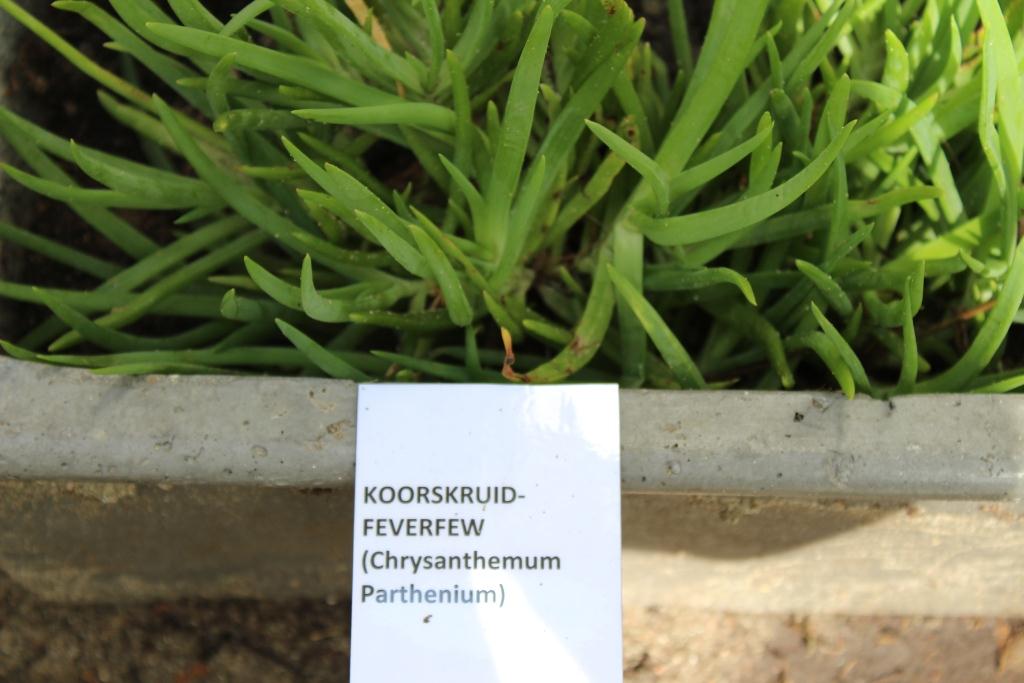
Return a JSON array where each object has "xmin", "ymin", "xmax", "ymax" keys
[
  {"xmin": 624, "ymin": 609, "xmax": 1024, "ymax": 683},
  {"xmin": 2, "ymin": 571, "xmax": 1022, "ymax": 682}
]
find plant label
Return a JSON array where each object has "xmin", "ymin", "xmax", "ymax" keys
[{"xmin": 350, "ymin": 384, "xmax": 622, "ymax": 682}]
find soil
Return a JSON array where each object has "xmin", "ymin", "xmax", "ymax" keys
[
  {"xmin": 2, "ymin": 3, "xmax": 186, "ymax": 256},
  {"xmin": 0, "ymin": 3, "xmax": 178, "ymax": 340},
  {"xmin": 0, "ymin": 1, "xmax": 258, "ymax": 343},
  {"xmin": 2, "ymin": 570, "xmax": 1022, "ymax": 682}
]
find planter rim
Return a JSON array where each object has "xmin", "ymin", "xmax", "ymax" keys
[{"xmin": 1, "ymin": 356, "xmax": 1022, "ymax": 501}]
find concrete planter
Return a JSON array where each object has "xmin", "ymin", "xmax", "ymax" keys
[{"xmin": 1, "ymin": 4, "xmax": 1023, "ymax": 615}]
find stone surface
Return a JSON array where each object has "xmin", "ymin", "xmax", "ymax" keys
[{"xmin": 3, "ymin": 357, "xmax": 1024, "ymax": 501}]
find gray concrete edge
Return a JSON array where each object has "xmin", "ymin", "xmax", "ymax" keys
[{"xmin": 1, "ymin": 357, "xmax": 1022, "ymax": 500}]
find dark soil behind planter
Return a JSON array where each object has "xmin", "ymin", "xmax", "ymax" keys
[{"xmin": 0, "ymin": 2, "xmax": 256, "ymax": 341}]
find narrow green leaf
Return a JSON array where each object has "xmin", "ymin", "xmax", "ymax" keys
[
  {"xmin": 656, "ymin": 0, "xmax": 770, "ymax": 175},
  {"xmin": 0, "ymin": 221, "xmax": 119, "ymax": 280},
  {"xmin": 276, "ymin": 319, "xmax": 370, "ymax": 381},
  {"xmin": 371, "ymin": 350, "xmax": 484, "ymax": 382},
  {"xmin": 438, "ymin": 154, "xmax": 485, "ymax": 224},
  {"xmin": 882, "ymin": 29, "xmax": 910, "ymax": 92},
  {"xmin": 69, "ymin": 141, "xmax": 219, "ymax": 207},
  {"xmin": 1, "ymin": 162, "xmax": 200, "ymax": 210},
  {"xmin": 406, "ymin": 223, "xmax": 473, "ymax": 327},
  {"xmin": 213, "ymin": 108, "xmax": 307, "ymax": 133},
  {"xmin": 274, "ymin": 0, "xmax": 424, "ymax": 93},
  {"xmin": 220, "ymin": 289, "xmax": 284, "ymax": 323},
  {"xmin": 968, "ymin": 371, "xmax": 1024, "ymax": 394},
  {"xmin": 669, "ymin": 120, "xmax": 773, "ymax": 202},
  {"xmin": 897, "ymin": 278, "xmax": 919, "ymax": 394},
  {"xmin": 167, "ymin": 0, "xmax": 222, "ymax": 31},
  {"xmin": 586, "ymin": 119, "xmax": 669, "ymax": 214},
  {"xmin": 420, "ymin": 0, "xmax": 445, "ymax": 88},
  {"xmin": 49, "ymin": 230, "xmax": 267, "ymax": 352},
  {"xmin": 545, "ymin": 151, "xmax": 627, "ymax": 246},
  {"xmin": 300, "ymin": 255, "xmax": 348, "ymax": 323},
  {"xmin": 523, "ymin": 318, "xmax": 574, "ymax": 345},
  {"xmin": 713, "ymin": 303, "xmax": 794, "ymax": 389},
  {"xmin": 282, "ymin": 137, "xmax": 410, "ymax": 242},
  {"xmin": 810, "ymin": 302, "xmax": 871, "ymax": 391},
  {"xmin": 35, "ymin": 288, "xmax": 233, "ymax": 353},
  {"xmin": 645, "ymin": 266, "xmax": 757, "ymax": 306},
  {"xmin": 243, "ymin": 256, "xmax": 302, "ymax": 310},
  {"xmin": 917, "ymin": 236, "xmax": 1024, "ymax": 392},
  {"xmin": 606, "ymin": 264, "xmax": 705, "ymax": 389},
  {"xmin": 847, "ymin": 93, "xmax": 939, "ymax": 162},
  {"xmin": 795, "ymin": 260, "xmax": 853, "ymax": 316},
  {"xmin": 347, "ymin": 310, "xmax": 455, "ymax": 333},
  {"xmin": 789, "ymin": 331, "xmax": 856, "ymax": 398},
  {"xmin": 355, "ymin": 212, "xmax": 430, "ymax": 279},
  {"xmin": 979, "ymin": 38, "xmax": 1007, "ymax": 196},
  {"xmin": 666, "ymin": 0, "xmax": 693, "ymax": 75},
  {"xmin": 293, "ymin": 103, "xmax": 456, "ymax": 132},
  {"xmin": 977, "ymin": 0, "xmax": 1024, "ymax": 170},
  {"xmin": 92, "ymin": 363, "xmax": 236, "ymax": 376},
  {"xmin": 146, "ymin": 22, "xmax": 401, "ymax": 106},
  {"xmin": 483, "ymin": 5, "xmax": 555, "ymax": 252},
  {"xmin": 638, "ymin": 123, "xmax": 855, "ymax": 246},
  {"xmin": 0, "ymin": 112, "xmax": 158, "ymax": 257},
  {"xmin": 220, "ymin": 0, "xmax": 272, "ymax": 37},
  {"xmin": 519, "ymin": 244, "xmax": 615, "ymax": 383}
]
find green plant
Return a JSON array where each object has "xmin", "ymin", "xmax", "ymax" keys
[{"xmin": 0, "ymin": 0, "xmax": 1021, "ymax": 396}]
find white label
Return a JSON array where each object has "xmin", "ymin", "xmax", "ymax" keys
[{"xmin": 350, "ymin": 384, "xmax": 622, "ymax": 683}]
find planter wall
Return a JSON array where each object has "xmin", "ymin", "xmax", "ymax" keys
[
  {"xmin": 1, "ymin": 358, "xmax": 1023, "ymax": 615},
  {"xmin": 1, "ymin": 3, "xmax": 1023, "ymax": 615}
]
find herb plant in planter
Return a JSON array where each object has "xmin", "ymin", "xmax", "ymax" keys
[{"xmin": 0, "ymin": 0, "xmax": 1022, "ymax": 397}]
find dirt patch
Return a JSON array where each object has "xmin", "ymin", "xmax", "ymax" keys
[
  {"xmin": 624, "ymin": 607, "xmax": 1024, "ymax": 683},
  {"xmin": 0, "ymin": 570, "xmax": 348, "ymax": 682},
  {"xmin": 0, "ymin": 4, "xmax": 185, "ymax": 342},
  {"xmin": 2, "ymin": 570, "xmax": 1022, "ymax": 682}
]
